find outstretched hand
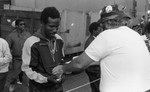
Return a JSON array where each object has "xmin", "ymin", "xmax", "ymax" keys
[{"xmin": 52, "ymin": 65, "xmax": 64, "ymax": 76}]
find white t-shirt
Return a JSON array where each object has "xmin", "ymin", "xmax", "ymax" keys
[{"xmin": 85, "ymin": 26, "xmax": 150, "ymax": 92}]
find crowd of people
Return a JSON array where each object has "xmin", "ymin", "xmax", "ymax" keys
[{"xmin": 0, "ymin": 3, "xmax": 150, "ymax": 92}]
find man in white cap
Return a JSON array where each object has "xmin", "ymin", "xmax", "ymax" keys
[{"xmin": 52, "ymin": 4, "xmax": 150, "ymax": 92}]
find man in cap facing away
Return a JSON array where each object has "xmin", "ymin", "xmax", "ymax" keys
[{"xmin": 52, "ymin": 4, "xmax": 150, "ymax": 92}]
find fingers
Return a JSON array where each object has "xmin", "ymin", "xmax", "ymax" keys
[
  {"xmin": 52, "ymin": 65, "xmax": 64, "ymax": 76},
  {"xmin": 52, "ymin": 66, "xmax": 59, "ymax": 75}
]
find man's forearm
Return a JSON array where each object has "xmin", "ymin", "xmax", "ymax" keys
[{"xmin": 63, "ymin": 58, "xmax": 84, "ymax": 73}]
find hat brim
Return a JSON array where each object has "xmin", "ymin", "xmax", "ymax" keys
[
  {"xmin": 118, "ymin": 12, "xmax": 131, "ymax": 19},
  {"xmin": 100, "ymin": 11, "xmax": 131, "ymax": 22}
]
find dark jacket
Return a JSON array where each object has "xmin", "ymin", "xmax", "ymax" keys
[{"xmin": 22, "ymin": 31, "xmax": 64, "ymax": 90}]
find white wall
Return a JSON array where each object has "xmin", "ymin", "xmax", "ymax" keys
[
  {"xmin": 10, "ymin": 0, "xmax": 147, "ymax": 26},
  {"xmin": 11, "ymin": 0, "xmax": 146, "ymax": 13}
]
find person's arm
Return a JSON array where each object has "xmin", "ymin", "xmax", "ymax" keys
[
  {"xmin": 5, "ymin": 34, "xmax": 13, "ymax": 50},
  {"xmin": 0, "ymin": 39, "xmax": 12, "ymax": 65},
  {"xmin": 22, "ymin": 38, "xmax": 48, "ymax": 83},
  {"xmin": 52, "ymin": 34, "xmax": 108, "ymax": 75},
  {"xmin": 5, "ymin": 34, "xmax": 14, "ymax": 69},
  {"xmin": 52, "ymin": 52, "xmax": 94, "ymax": 75},
  {"xmin": 84, "ymin": 36, "xmax": 99, "ymax": 66},
  {"xmin": 64, "ymin": 52, "xmax": 94, "ymax": 72}
]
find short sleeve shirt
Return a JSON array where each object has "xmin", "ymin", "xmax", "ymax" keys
[{"xmin": 85, "ymin": 26, "xmax": 150, "ymax": 92}]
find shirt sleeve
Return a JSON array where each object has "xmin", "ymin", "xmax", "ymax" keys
[
  {"xmin": 0, "ymin": 39, "xmax": 12, "ymax": 65},
  {"xmin": 55, "ymin": 34, "xmax": 65, "ymax": 61},
  {"xmin": 6, "ymin": 34, "xmax": 13, "ymax": 50},
  {"xmin": 21, "ymin": 38, "xmax": 48, "ymax": 83},
  {"xmin": 85, "ymin": 34, "xmax": 109, "ymax": 62}
]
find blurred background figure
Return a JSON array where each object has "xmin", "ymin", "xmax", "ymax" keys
[
  {"xmin": 5, "ymin": 19, "xmax": 31, "ymax": 92},
  {"xmin": 143, "ymin": 22, "xmax": 150, "ymax": 52}
]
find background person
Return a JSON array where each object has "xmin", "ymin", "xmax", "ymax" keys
[
  {"xmin": 84, "ymin": 21, "xmax": 103, "ymax": 92},
  {"xmin": 5, "ymin": 19, "xmax": 31, "ymax": 92},
  {"xmin": 52, "ymin": 4, "xmax": 150, "ymax": 92},
  {"xmin": 143, "ymin": 22, "xmax": 150, "ymax": 52}
]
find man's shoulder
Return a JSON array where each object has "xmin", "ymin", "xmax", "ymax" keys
[
  {"xmin": 0, "ymin": 38, "xmax": 6, "ymax": 42},
  {"xmin": 26, "ymin": 36, "xmax": 40, "ymax": 42},
  {"xmin": 55, "ymin": 34, "xmax": 64, "ymax": 43},
  {"xmin": 100, "ymin": 27, "xmax": 127, "ymax": 36},
  {"xmin": 55, "ymin": 34, "xmax": 63, "ymax": 40},
  {"xmin": 9, "ymin": 30, "xmax": 17, "ymax": 35},
  {"xmin": 24, "ymin": 30, "xmax": 30, "ymax": 33},
  {"xmin": 7, "ymin": 30, "xmax": 19, "ymax": 38},
  {"xmin": 24, "ymin": 31, "xmax": 31, "ymax": 37},
  {"xmin": 0, "ymin": 38, "xmax": 8, "ymax": 44},
  {"xmin": 24, "ymin": 36, "xmax": 40, "ymax": 47}
]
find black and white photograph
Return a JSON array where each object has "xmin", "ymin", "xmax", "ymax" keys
[{"xmin": 0, "ymin": 0, "xmax": 150, "ymax": 92}]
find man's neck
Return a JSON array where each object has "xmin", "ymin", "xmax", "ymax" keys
[
  {"xmin": 17, "ymin": 29, "xmax": 23, "ymax": 33},
  {"xmin": 40, "ymin": 31, "xmax": 56, "ymax": 41}
]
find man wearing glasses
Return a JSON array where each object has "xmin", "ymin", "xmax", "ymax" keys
[{"xmin": 5, "ymin": 19, "xmax": 31, "ymax": 92}]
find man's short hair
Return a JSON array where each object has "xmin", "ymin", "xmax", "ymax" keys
[
  {"xmin": 89, "ymin": 22, "xmax": 100, "ymax": 34},
  {"xmin": 40, "ymin": 7, "xmax": 60, "ymax": 24}
]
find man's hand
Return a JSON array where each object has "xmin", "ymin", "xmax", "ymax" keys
[
  {"xmin": 52, "ymin": 65, "xmax": 64, "ymax": 76},
  {"xmin": 47, "ymin": 75, "xmax": 59, "ymax": 83}
]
